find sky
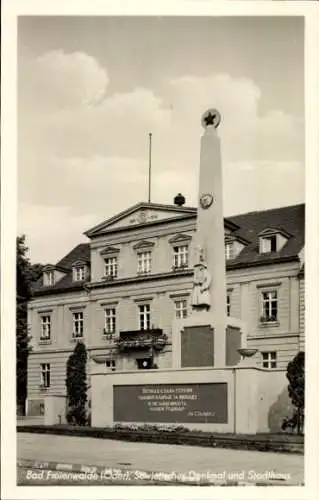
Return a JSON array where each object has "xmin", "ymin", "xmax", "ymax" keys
[{"xmin": 17, "ymin": 16, "xmax": 305, "ymax": 264}]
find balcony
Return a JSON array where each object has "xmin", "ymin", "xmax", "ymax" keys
[{"xmin": 116, "ymin": 328, "xmax": 168, "ymax": 351}]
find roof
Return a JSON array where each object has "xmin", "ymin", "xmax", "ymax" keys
[
  {"xmin": 32, "ymin": 203, "xmax": 305, "ymax": 297},
  {"xmin": 226, "ymin": 203, "xmax": 304, "ymax": 268},
  {"xmin": 84, "ymin": 201, "xmax": 241, "ymax": 237},
  {"xmin": 32, "ymin": 244, "xmax": 90, "ymax": 295},
  {"xmin": 84, "ymin": 201, "xmax": 197, "ymax": 237}
]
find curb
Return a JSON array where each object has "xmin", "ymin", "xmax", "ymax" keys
[
  {"xmin": 18, "ymin": 459, "xmax": 298, "ymax": 486},
  {"xmin": 17, "ymin": 425, "xmax": 304, "ymax": 455}
]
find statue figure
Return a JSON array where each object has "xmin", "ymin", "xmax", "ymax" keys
[{"xmin": 191, "ymin": 259, "xmax": 211, "ymax": 311}]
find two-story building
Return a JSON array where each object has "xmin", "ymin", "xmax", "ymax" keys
[{"xmin": 26, "ymin": 200, "xmax": 305, "ymax": 416}]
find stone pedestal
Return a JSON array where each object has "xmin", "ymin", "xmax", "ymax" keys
[
  {"xmin": 172, "ymin": 313, "xmax": 247, "ymax": 369},
  {"xmin": 44, "ymin": 394, "xmax": 67, "ymax": 425}
]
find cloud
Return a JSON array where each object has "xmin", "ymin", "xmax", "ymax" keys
[
  {"xmin": 18, "ymin": 158, "xmax": 304, "ymax": 264},
  {"xmin": 18, "ymin": 203, "xmax": 95, "ymax": 263},
  {"xmin": 18, "ymin": 50, "xmax": 304, "ymax": 261},
  {"xmin": 20, "ymin": 50, "xmax": 109, "ymax": 111},
  {"xmin": 223, "ymin": 160, "xmax": 304, "ymax": 216}
]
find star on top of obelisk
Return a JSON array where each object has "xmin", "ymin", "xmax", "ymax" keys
[{"xmin": 201, "ymin": 108, "xmax": 221, "ymax": 129}]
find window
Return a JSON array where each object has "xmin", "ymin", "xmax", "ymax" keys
[
  {"xmin": 175, "ymin": 299, "xmax": 188, "ymax": 319},
  {"xmin": 45, "ymin": 271, "xmax": 54, "ymax": 286},
  {"xmin": 40, "ymin": 315, "xmax": 51, "ymax": 340},
  {"xmin": 40, "ymin": 363, "xmax": 50, "ymax": 388},
  {"xmin": 104, "ymin": 308, "xmax": 116, "ymax": 334},
  {"xmin": 261, "ymin": 291, "xmax": 278, "ymax": 322},
  {"xmin": 104, "ymin": 256, "xmax": 118, "ymax": 278},
  {"xmin": 139, "ymin": 304, "xmax": 151, "ymax": 330},
  {"xmin": 73, "ymin": 266, "xmax": 85, "ymax": 282},
  {"xmin": 173, "ymin": 245, "xmax": 189, "ymax": 269},
  {"xmin": 261, "ymin": 235, "xmax": 277, "ymax": 254},
  {"xmin": 225, "ymin": 242, "xmax": 234, "ymax": 260},
  {"xmin": 226, "ymin": 294, "xmax": 231, "ymax": 317},
  {"xmin": 137, "ymin": 251, "xmax": 152, "ymax": 274},
  {"xmin": 262, "ymin": 351, "xmax": 277, "ymax": 369},
  {"xmin": 72, "ymin": 311, "xmax": 84, "ymax": 338},
  {"xmin": 105, "ymin": 360, "xmax": 116, "ymax": 371}
]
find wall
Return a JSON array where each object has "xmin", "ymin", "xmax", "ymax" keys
[
  {"xmin": 27, "ymin": 213, "xmax": 303, "ymax": 402},
  {"xmin": 44, "ymin": 395, "xmax": 68, "ymax": 425},
  {"xmin": 257, "ymin": 369, "xmax": 292, "ymax": 432},
  {"xmin": 90, "ymin": 219, "xmax": 197, "ymax": 282},
  {"xmin": 91, "ymin": 365, "xmax": 289, "ymax": 434},
  {"xmin": 247, "ymin": 334, "xmax": 299, "ymax": 370},
  {"xmin": 91, "ymin": 367, "xmax": 235, "ymax": 432},
  {"xmin": 28, "ymin": 291, "xmax": 90, "ymax": 351},
  {"xmin": 27, "ymin": 351, "xmax": 70, "ymax": 402},
  {"xmin": 234, "ymin": 367, "xmax": 288, "ymax": 433},
  {"xmin": 299, "ymin": 276, "xmax": 305, "ymax": 351}
]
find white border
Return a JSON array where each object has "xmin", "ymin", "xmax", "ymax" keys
[{"xmin": 1, "ymin": 1, "xmax": 319, "ymax": 500}]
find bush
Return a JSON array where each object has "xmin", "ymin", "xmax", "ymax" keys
[
  {"xmin": 282, "ymin": 351, "xmax": 304, "ymax": 435},
  {"xmin": 65, "ymin": 342, "xmax": 88, "ymax": 425}
]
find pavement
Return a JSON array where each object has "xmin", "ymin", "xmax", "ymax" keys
[{"xmin": 17, "ymin": 432, "xmax": 304, "ymax": 486}]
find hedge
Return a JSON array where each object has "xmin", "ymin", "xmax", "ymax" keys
[{"xmin": 17, "ymin": 423, "xmax": 304, "ymax": 454}]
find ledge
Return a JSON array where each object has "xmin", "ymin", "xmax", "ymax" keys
[
  {"xmin": 70, "ymin": 337, "xmax": 84, "ymax": 343},
  {"xmin": 258, "ymin": 321, "xmax": 280, "ymax": 329},
  {"xmin": 39, "ymin": 340, "xmax": 52, "ymax": 345}
]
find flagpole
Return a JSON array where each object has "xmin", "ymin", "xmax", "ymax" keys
[{"xmin": 148, "ymin": 132, "xmax": 152, "ymax": 203}]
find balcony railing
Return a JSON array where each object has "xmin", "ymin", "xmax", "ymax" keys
[{"xmin": 116, "ymin": 328, "xmax": 167, "ymax": 351}]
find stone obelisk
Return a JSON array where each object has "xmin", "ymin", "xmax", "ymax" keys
[
  {"xmin": 172, "ymin": 109, "xmax": 244, "ymax": 370},
  {"xmin": 193, "ymin": 109, "xmax": 227, "ymax": 366}
]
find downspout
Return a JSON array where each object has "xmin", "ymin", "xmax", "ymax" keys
[{"xmin": 233, "ymin": 367, "xmax": 236, "ymax": 434}]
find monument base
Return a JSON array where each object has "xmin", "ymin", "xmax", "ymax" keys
[
  {"xmin": 91, "ymin": 365, "xmax": 289, "ymax": 434},
  {"xmin": 172, "ymin": 312, "xmax": 247, "ymax": 369}
]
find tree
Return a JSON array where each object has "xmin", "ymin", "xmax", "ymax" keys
[
  {"xmin": 16, "ymin": 235, "xmax": 43, "ymax": 414},
  {"xmin": 16, "ymin": 235, "xmax": 32, "ymax": 413},
  {"xmin": 66, "ymin": 342, "xmax": 88, "ymax": 425},
  {"xmin": 283, "ymin": 351, "xmax": 305, "ymax": 435}
]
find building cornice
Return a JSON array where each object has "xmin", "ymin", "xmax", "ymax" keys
[{"xmin": 31, "ymin": 256, "xmax": 300, "ymax": 298}]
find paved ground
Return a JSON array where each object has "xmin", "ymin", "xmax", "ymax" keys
[{"xmin": 17, "ymin": 432, "xmax": 304, "ymax": 485}]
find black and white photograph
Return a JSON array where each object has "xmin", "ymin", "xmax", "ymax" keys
[{"xmin": 2, "ymin": 1, "xmax": 319, "ymax": 498}]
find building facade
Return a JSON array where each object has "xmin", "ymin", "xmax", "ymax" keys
[{"xmin": 26, "ymin": 201, "xmax": 305, "ymax": 416}]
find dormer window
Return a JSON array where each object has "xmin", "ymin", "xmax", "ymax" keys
[
  {"xmin": 42, "ymin": 264, "xmax": 67, "ymax": 287},
  {"xmin": 259, "ymin": 228, "xmax": 290, "ymax": 255},
  {"xmin": 225, "ymin": 242, "xmax": 234, "ymax": 260},
  {"xmin": 261, "ymin": 235, "xmax": 277, "ymax": 254},
  {"xmin": 74, "ymin": 266, "xmax": 85, "ymax": 281},
  {"xmin": 43, "ymin": 270, "xmax": 55, "ymax": 287},
  {"xmin": 72, "ymin": 264, "xmax": 86, "ymax": 282},
  {"xmin": 224, "ymin": 236, "xmax": 246, "ymax": 261}
]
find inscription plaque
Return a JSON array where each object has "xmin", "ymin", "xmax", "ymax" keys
[
  {"xmin": 113, "ymin": 382, "xmax": 228, "ymax": 423},
  {"xmin": 226, "ymin": 326, "xmax": 242, "ymax": 366},
  {"xmin": 181, "ymin": 325, "xmax": 214, "ymax": 367}
]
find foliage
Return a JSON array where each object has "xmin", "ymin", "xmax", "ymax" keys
[
  {"xmin": 66, "ymin": 342, "xmax": 88, "ymax": 425},
  {"xmin": 282, "ymin": 351, "xmax": 305, "ymax": 435},
  {"xmin": 16, "ymin": 235, "xmax": 44, "ymax": 412}
]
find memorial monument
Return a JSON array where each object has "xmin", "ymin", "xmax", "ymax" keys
[
  {"xmin": 172, "ymin": 109, "xmax": 245, "ymax": 369},
  {"xmin": 89, "ymin": 109, "xmax": 287, "ymax": 434}
]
